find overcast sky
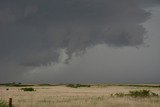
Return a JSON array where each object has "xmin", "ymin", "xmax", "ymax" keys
[{"xmin": 0, "ymin": 0, "xmax": 160, "ymax": 84}]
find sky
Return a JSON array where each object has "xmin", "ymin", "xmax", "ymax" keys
[{"xmin": 0, "ymin": 0, "xmax": 160, "ymax": 84}]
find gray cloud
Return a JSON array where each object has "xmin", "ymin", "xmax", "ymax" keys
[
  {"xmin": 135, "ymin": 0, "xmax": 160, "ymax": 8},
  {"xmin": 0, "ymin": 0, "xmax": 154, "ymax": 83}
]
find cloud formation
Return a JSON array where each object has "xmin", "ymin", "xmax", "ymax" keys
[
  {"xmin": 0, "ymin": 0, "xmax": 150, "ymax": 67},
  {"xmin": 0, "ymin": 0, "xmax": 156, "ymax": 83}
]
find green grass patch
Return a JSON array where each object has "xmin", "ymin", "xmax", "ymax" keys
[{"xmin": 0, "ymin": 100, "xmax": 8, "ymax": 107}]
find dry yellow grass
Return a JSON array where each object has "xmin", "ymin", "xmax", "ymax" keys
[{"xmin": 0, "ymin": 85, "xmax": 160, "ymax": 107}]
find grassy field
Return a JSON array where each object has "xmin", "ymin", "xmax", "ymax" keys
[{"xmin": 0, "ymin": 84, "xmax": 160, "ymax": 107}]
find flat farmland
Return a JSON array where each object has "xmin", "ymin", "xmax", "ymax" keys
[{"xmin": 0, "ymin": 84, "xmax": 160, "ymax": 107}]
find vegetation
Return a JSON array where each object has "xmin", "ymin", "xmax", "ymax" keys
[
  {"xmin": 21, "ymin": 87, "xmax": 35, "ymax": 91},
  {"xmin": 0, "ymin": 100, "xmax": 8, "ymax": 107},
  {"xmin": 112, "ymin": 90, "xmax": 159, "ymax": 98},
  {"xmin": 38, "ymin": 84, "xmax": 64, "ymax": 86},
  {"xmin": 117, "ymin": 84, "xmax": 160, "ymax": 88},
  {"xmin": 94, "ymin": 84, "xmax": 160, "ymax": 88},
  {"xmin": 0, "ymin": 82, "xmax": 34, "ymax": 87},
  {"xmin": 129, "ymin": 90, "xmax": 159, "ymax": 97},
  {"xmin": 38, "ymin": 84, "xmax": 53, "ymax": 86},
  {"xmin": 0, "ymin": 85, "xmax": 160, "ymax": 107},
  {"xmin": 66, "ymin": 84, "xmax": 91, "ymax": 88}
]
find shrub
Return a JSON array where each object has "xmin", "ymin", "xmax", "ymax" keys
[
  {"xmin": 21, "ymin": 87, "xmax": 35, "ymax": 91},
  {"xmin": 150, "ymin": 92, "xmax": 159, "ymax": 97},
  {"xmin": 112, "ymin": 90, "xmax": 159, "ymax": 98},
  {"xmin": 0, "ymin": 100, "xmax": 8, "ymax": 107},
  {"xmin": 66, "ymin": 84, "xmax": 91, "ymax": 88},
  {"xmin": 66, "ymin": 84, "xmax": 77, "ymax": 88},
  {"xmin": 114, "ymin": 93, "xmax": 126, "ymax": 97},
  {"xmin": 128, "ymin": 90, "xmax": 158, "ymax": 97}
]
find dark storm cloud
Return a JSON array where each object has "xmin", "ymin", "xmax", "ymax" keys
[
  {"xmin": 0, "ymin": 0, "xmax": 150, "ymax": 68},
  {"xmin": 135, "ymin": 0, "xmax": 160, "ymax": 8},
  {"xmin": 0, "ymin": 0, "xmax": 154, "ymax": 81}
]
